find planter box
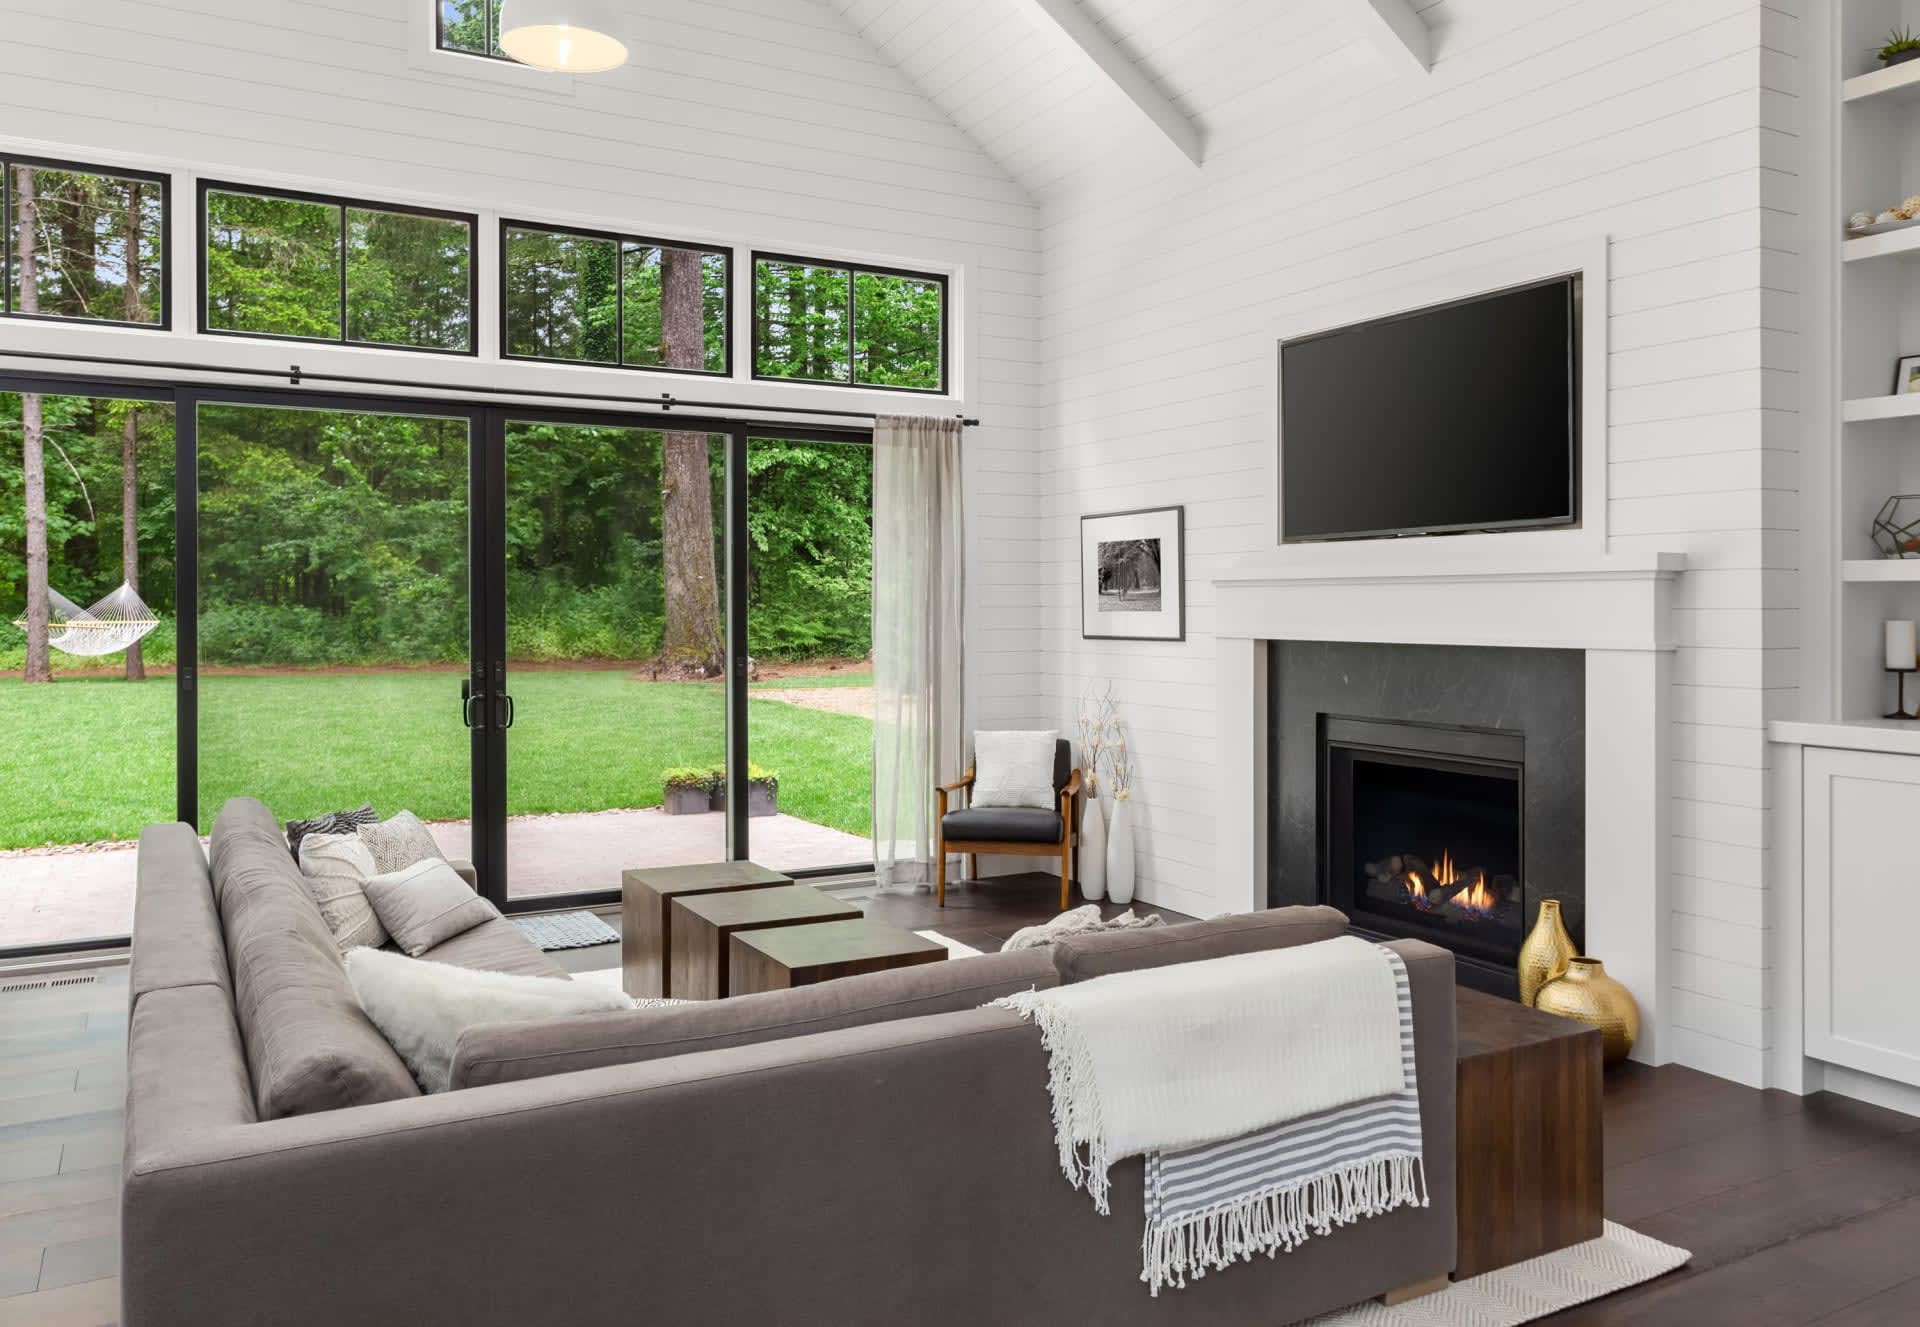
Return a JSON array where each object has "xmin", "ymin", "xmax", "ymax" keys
[
  {"xmin": 664, "ymin": 788, "xmax": 713, "ymax": 816},
  {"xmin": 705, "ymin": 782, "xmax": 779, "ymax": 817}
]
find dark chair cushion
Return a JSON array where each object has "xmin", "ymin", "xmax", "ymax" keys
[{"xmin": 942, "ymin": 807, "xmax": 1063, "ymax": 844}]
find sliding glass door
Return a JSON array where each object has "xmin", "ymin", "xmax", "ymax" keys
[
  {"xmin": 498, "ymin": 419, "xmax": 729, "ymax": 900},
  {"xmin": 0, "ymin": 385, "xmax": 174, "ymax": 952},
  {"xmin": 193, "ymin": 399, "xmax": 477, "ymax": 858}
]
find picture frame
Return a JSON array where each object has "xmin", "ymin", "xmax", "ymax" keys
[
  {"xmin": 1895, "ymin": 355, "xmax": 1920, "ymax": 395},
  {"xmin": 1081, "ymin": 506, "xmax": 1186, "ymax": 641}
]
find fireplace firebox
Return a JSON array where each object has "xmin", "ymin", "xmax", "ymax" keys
[{"xmin": 1321, "ymin": 716, "xmax": 1528, "ymax": 978}]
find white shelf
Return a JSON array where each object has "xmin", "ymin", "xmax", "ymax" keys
[
  {"xmin": 1844, "ymin": 59, "xmax": 1920, "ymax": 104},
  {"xmin": 1772, "ymin": 718, "xmax": 1920, "ymax": 756},
  {"xmin": 1844, "ymin": 393, "xmax": 1920, "ymax": 422},
  {"xmin": 1844, "ymin": 225, "xmax": 1920, "ymax": 261},
  {"xmin": 1843, "ymin": 559, "xmax": 1920, "ymax": 581}
]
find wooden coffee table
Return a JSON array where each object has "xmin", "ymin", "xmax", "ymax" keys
[
  {"xmin": 622, "ymin": 861, "xmax": 791, "ymax": 998},
  {"xmin": 730, "ymin": 918, "xmax": 948, "ymax": 996},
  {"xmin": 1453, "ymin": 986, "xmax": 1604, "ymax": 1278},
  {"xmin": 668, "ymin": 885, "xmax": 863, "ymax": 1000}
]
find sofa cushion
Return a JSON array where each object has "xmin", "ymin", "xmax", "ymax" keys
[
  {"xmin": 417, "ymin": 916, "xmax": 570, "ymax": 980},
  {"xmin": 129, "ymin": 822, "xmax": 232, "ymax": 1004},
  {"xmin": 209, "ymin": 797, "xmax": 421, "ymax": 1117},
  {"xmin": 1049, "ymin": 905, "xmax": 1351, "ymax": 984},
  {"xmin": 449, "ymin": 946, "xmax": 1060, "ymax": 1090},
  {"xmin": 283, "ymin": 802, "xmax": 376, "ymax": 859},
  {"xmin": 345, "ymin": 948, "xmax": 631, "ymax": 1092},
  {"xmin": 942, "ymin": 807, "xmax": 1063, "ymax": 844},
  {"xmin": 365, "ymin": 858, "xmax": 498, "ymax": 956},
  {"xmin": 296, "ymin": 832, "xmax": 388, "ymax": 953},
  {"xmin": 357, "ymin": 809, "xmax": 445, "ymax": 875}
]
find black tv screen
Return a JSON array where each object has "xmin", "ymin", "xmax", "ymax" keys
[{"xmin": 1281, "ymin": 277, "xmax": 1577, "ymax": 541}]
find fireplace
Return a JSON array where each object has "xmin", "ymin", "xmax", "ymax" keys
[
  {"xmin": 1321, "ymin": 717, "xmax": 1526, "ymax": 972},
  {"xmin": 1268, "ymin": 640, "xmax": 1587, "ymax": 1001}
]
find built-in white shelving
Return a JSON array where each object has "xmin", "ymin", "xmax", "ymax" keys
[
  {"xmin": 1842, "ymin": 392, "xmax": 1920, "ymax": 422},
  {"xmin": 1844, "ymin": 224, "xmax": 1920, "ymax": 261},
  {"xmin": 1843, "ymin": 56, "xmax": 1920, "ymax": 104},
  {"xmin": 1843, "ymin": 558, "xmax": 1920, "ymax": 581}
]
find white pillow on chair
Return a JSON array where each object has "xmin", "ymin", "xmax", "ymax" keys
[{"xmin": 970, "ymin": 730, "xmax": 1060, "ymax": 810}]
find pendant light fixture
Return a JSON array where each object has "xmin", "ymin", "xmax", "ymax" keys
[{"xmin": 498, "ymin": 0, "xmax": 629, "ymax": 74}]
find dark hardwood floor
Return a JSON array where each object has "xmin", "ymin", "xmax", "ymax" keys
[{"xmin": 6, "ymin": 873, "xmax": 1920, "ymax": 1324}]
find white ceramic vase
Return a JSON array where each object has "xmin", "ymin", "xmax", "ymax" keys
[
  {"xmin": 1079, "ymin": 794, "xmax": 1108, "ymax": 902},
  {"xmin": 1107, "ymin": 794, "xmax": 1135, "ymax": 905}
]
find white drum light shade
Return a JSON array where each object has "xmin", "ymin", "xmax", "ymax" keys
[{"xmin": 499, "ymin": 0, "xmax": 629, "ymax": 73}]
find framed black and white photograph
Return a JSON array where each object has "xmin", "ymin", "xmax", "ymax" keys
[
  {"xmin": 1081, "ymin": 506, "xmax": 1185, "ymax": 641},
  {"xmin": 1897, "ymin": 355, "xmax": 1920, "ymax": 395}
]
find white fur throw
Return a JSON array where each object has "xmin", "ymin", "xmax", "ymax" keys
[
  {"xmin": 345, "ymin": 948, "xmax": 632, "ymax": 1092},
  {"xmin": 994, "ymin": 935, "xmax": 1407, "ymax": 1212}
]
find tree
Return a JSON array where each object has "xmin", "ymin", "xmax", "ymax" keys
[
  {"xmin": 654, "ymin": 247, "xmax": 724, "ymax": 676},
  {"xmin": 122, "ymin": 180, "xmax": 145, "ymax": 681},
  {"xmin": 15, "ymin": 166, "xmax": 50, "ymax": 684}
]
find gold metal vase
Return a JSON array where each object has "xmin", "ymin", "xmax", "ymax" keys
[
  {"xmin": 1534, "ymin": 957, "xmax": 1641, "ymax": 1065},
  {"xmin": 1517, "ymin": 898, "xmax": 1577, "ymax": 1006}
]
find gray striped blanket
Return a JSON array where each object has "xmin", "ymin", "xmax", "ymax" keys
[{"xmin": 1141, "ymin": 946, "xmax": 1426, "ymax": 1295}]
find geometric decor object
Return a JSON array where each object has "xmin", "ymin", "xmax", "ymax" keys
[
  {"xmin": 1872, "ymin": 494, "xmax": 1920, "ymax": 558},
  {"xmin": 10, "ymin": 581, "xmax": 159, "ymax": 657}
]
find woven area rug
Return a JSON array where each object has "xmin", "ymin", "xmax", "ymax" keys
[
  {"xmin": 912, "ymin": 930, "xmax": 987, "ymax": 958},
  {"xmin": 511, "ymin": 911, "xmax": 620, "ymax": 951},
  {"xmin": 1295, "ymin": 1222, "xmax": 1688, "ymax": 1326}
]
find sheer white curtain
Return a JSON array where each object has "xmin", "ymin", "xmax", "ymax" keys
[{"xmin": 871, "ymin": 414, "xmax": 966, "ymax": 890}]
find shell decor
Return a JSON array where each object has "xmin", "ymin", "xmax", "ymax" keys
[{"xmin": 1851, "ymin": 211, "xmax": 1877, "ymax": 230}]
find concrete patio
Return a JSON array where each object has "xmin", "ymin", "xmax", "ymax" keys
[{"xmin": 0, "ymin": 808, "xmax": 869, "ymax": 949}]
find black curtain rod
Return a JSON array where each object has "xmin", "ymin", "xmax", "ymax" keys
[{"xmin": 0, "ymin": 348, "xmax": 981, "ymax": 427}]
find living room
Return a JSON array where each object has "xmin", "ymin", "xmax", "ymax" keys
[{"xmin": 3, "ymin": 1, "xmax": 1917, "ymax": 1323}]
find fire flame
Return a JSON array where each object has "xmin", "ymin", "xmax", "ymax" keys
[
  {"xmin": 1403, "ymin": 874, "xmax": 1429, "ymax": 909},
  {"xmin": 1455, "ymin": 872, "xmax": 1496, "ymax": 918},
  {"xmin": 1433, "ymin": 849, "xmax": 1459, "ymax": 888}
]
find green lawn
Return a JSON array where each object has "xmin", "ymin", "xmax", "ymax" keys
[{"xmin": 0, "ymin": 669, "xmax": 872, "ymax": 850}]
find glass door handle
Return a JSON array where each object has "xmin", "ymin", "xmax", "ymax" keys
[
  {"xmin": 461, "ymin": 681, "xmax": 483, "ymax": 729},
  {"xmin": 496, "ymin": 693, "xmax": 515, "ymax": 730}
]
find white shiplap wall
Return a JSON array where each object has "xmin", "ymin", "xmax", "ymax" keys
[
  {"xmin": 1027, "ymin": 0, "xmax": 1799, "ymax": 1086},
  {"xmin": 0, "ymin": 0, "xmax": 1044, "ymax": 732}
]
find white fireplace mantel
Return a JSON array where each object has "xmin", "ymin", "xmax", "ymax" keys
[{"xmin": 1212, "ymin": 547, "xmax": 1685, "ymax": 1064}]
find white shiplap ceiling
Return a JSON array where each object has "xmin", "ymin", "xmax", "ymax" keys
[{"xmin": 819, "ymin": 0, "xmax": 1444, "ymax": 205}]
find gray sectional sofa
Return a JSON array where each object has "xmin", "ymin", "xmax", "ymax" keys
[{"xmin": 122, "ymin": 797, "xmax": 1457, "ymax": 1327}]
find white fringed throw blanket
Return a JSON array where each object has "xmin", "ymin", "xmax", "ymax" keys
[{"xmin": 995, "ymin": 936, "xmax": 1427, "ymax": 1295}]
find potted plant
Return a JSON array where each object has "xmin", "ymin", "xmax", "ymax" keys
[
  {"xmin": 662, "ymin": 767, "xmax": 719, "ymax": 816},
  {"xmin": 1881, "ymin": 26, "xmax": 1920, "ymax": 67},
  {"xmin": 714, "ymin": 764, "xmax": 780, "ymax": 818}
]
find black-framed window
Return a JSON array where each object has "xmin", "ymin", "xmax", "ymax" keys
[
  {"xmin": 436, "ymin": 0, "xmax": 508, "ymax": 59},
  {"xmin": 752, "ymin": 253, "xmax": 946, "ymax": 393},
  {"xmin": 2, "ymin": 155, "xmax": 169, "ymax": 329},
  {"xmin": 201, "ymin": 183, "xmax": 477, "ymax": 354},
  {"xmin": 502, "ymin": 221, "xmax": 729, "ymax": 375}
]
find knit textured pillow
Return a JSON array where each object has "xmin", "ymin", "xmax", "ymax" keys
[
  {"xmin": 357, "ymin": 810, "xmax": 446, "ymax": 875},
  {"xmin": 297, "ymin": 832, "xmax": 389, "ymax": 953}
]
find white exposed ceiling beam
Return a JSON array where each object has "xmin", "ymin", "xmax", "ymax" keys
[
  {"xmin": 1352, "ymin": 0, "xmax": 1433, "ymax": 78},
  {"xmin": 1009, "ymin": 0, "xmax": 1204, "ymax": 170}
]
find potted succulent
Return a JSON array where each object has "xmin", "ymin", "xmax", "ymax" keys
[
  {"xmin": 1881, "ymin": 26, "xmax": 1920, "ymax": 67},
  {"xmin": 715, "ymin": 763, "xmax": 781, "ymax": 818},
  {"xmin": 661, "ymin": 767, "xmax": 721, "ymax": 816}
]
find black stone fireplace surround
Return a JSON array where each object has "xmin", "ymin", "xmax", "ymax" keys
[{"xmin": 1267, "ymin": 641, "xmax": 1586, "ymax": 998}]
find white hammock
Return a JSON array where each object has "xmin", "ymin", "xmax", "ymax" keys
[{"xmin": 11, "ymin": 582, "xmax": 159, "ymax": 658}]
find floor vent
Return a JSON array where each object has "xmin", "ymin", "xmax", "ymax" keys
[{"xmin": 0, "ymin": 973, "xmax": 98, "ymax": 993}]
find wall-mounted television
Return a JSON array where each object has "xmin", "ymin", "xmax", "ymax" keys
[{"xmin": 1280, "ymin": 276, "xmax": 1579, "ymax": 542}]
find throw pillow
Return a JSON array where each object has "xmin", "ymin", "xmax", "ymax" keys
[
  {"xmin": 296, "ymin": 832, "xmax": 389, "ymax": 952},
  {"xmin": 344, "ymin": 948, "xmax": 632, "ymax": 1092},
  {"xmin": 363, "ymin": 858, "xmax": 499, "ymax": 957},
  {"xmin": 357, "ymin": 809, "xmax": 446, "ymax": 875},
  {"xmin": 285, "ymin": 803, "xmax": 376, "ymax": 858},
  {"xmin": 970, "ymin": 730, "xmax": 1059, "ymax": 809}
]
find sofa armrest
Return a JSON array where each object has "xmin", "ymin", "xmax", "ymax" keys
[{"xmin": 448, "ymin": 859, "xmax": 478, "ymax": 891}]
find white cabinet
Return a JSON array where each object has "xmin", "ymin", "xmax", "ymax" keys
[{"xmin": 1804, "ymin": 747, "xmax": 1920, "ymax": 1086}]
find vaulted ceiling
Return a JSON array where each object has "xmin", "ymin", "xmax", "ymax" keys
[{"xmin": 820, "ymin": 0, "xmax": 1443, "ymax": 206}]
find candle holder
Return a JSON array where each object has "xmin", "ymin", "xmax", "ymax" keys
[{"xmin": 1887, "ymin": 666, "xmax": 1919, "ymax": 720}]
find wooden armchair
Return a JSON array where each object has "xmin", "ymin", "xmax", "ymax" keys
[{"xmin": 935, "ymin": 737, "xmax": 1082, "ymax": 912}]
